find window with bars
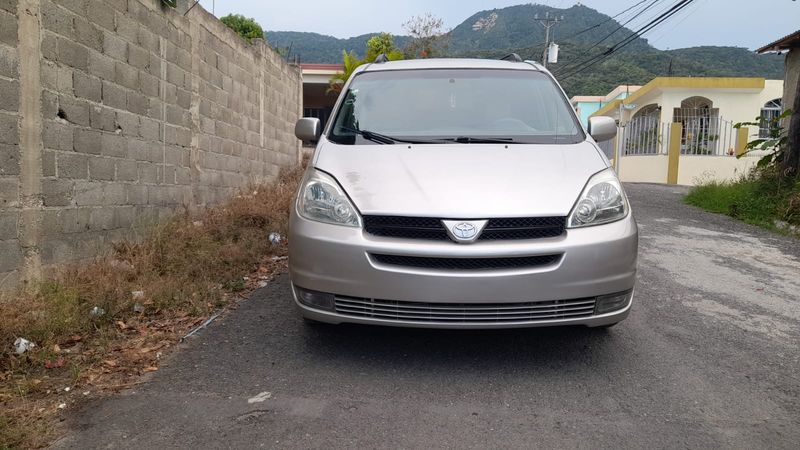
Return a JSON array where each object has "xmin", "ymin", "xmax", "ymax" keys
[{"xmin": 759, "ymin": 99, "xmax": 782, "ymax": 138}]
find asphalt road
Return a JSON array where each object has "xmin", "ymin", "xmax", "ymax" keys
[{"xmin": 55, "ymin": 183, "xmax": 800, "ymax": 449}]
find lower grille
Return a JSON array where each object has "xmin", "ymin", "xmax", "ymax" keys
[
  {"xmin": 334, "ymin": 297, "xmax": 596, "ymax": 323},
  {"xmin": 370, "ymin": 254, "xmax": 561, "ymax": 271}
]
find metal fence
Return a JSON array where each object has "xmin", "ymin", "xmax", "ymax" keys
[
  {"xmin": 611, "ymin": 115, "xmax": 741, "ymax": 157},
  {"xmin": 622, "ymin": 116, "xmax": 668, "ymax": 155}
]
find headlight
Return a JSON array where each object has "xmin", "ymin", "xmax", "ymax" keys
[
  {"xmin": 298, "ymin": 168, "xmax": 361, "ymax": 227},
  {"xmin": 567, "ymin": 168, "xmax": 628, "ymax": 228}
]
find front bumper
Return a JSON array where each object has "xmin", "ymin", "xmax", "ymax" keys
[{"xmin": 289, "ymin": 210, "xmax": 638, "ymax": 329}]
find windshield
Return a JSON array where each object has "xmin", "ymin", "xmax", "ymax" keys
[{"xmin": 328, "ymin": 68, "xmax": 583, "ymax": 145}]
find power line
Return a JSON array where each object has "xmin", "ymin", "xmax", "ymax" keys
[
  {"xmin": 560, "ymin": 0, "xmax": 653, "ymax": 42},
  {"xmin": 554, "ymin": 0, "xmax": 664, "ymax": 75},
  {"xmin": 556, "ymin": 0, "xmax": 696, "ymax": 80}
]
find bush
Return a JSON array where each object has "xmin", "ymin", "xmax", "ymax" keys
[{"xmin": 220, "ymin": 14, "xmax": 264, "ymax": 42}]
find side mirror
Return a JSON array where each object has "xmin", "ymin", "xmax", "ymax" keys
[
  {"xmin": 295, "ymin": 118, "xmax": 322, "ymax": 142},
  {"xmin": 588, "ymin": 116, "xmax": 617, "ymax": 142}
]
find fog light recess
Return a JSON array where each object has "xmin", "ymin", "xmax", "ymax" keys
[
  {"xmin": 294, "ymin": 286, "xmax": 335, "ymax": 311},
  {"xmin": 594, "ymin": 290, "xmax": 633, "ymax": 315}
]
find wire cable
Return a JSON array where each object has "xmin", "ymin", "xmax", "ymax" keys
[{"xmin": 556, "ymin": 0, "xmax": 695, "ymax": 80}]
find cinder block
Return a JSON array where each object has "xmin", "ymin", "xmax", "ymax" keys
[
  {"xmin": 101, "ymin": 80, "xmax": 126, "ymax": 109},
  {"xmin": 114, "ymin": 206, "xmax": 136, "ymax": 229},
  {"xmin": 146, "ymin": 97, "xmax": 163, "ymax": 120},
  {"xmin": 138, "ymin": 162, "xmax": 158, "ymax": 183},
  {"xmin": 126, "ymin": 139, "xmax": 148, "ymax": 161},
  {"xmin": 73, "ymin": 128, "xmax": 102, "ymax": 154},
  {"xmin": 42, "ymin": 31, "xmax": 58, "ymax": 61},
  {"xmin": 0, "ymin": 45, "xmax": 18, "ymax": 78},
  {"xmin": 73, "ymin": 180, "xmax": 104, "ymax": 206},
  {"xmin": 0, "ymin": 78, "xmax": 18, "ymax": 113},
  {"xmin": 42, "ymin": 150, "xmax": 56, "ymax": 176},
  {"xmin": 89, "ymin": 207, "xmax": 115, "ymax": 230},
  {"xmin": 101, "ymin": 132, "xmax": 126, "ymax": 158},
  {"xmin": 126, "ymin": 184, "xmax": 147, "ymax": 204},
  {"xmin": 114, "ymin": 61, "xmax": 138, "ymax": 90},
  {"xmin": 88, "ymin": 156, "xmax": 115, "ymax": 180},
  {"xmin": 74, "ymin": 17, "xmax": 103, "ymax": 52},
  {"xmin": 0, "ymin": 240, "xmax": 22, "ymax": 273},
  {"xmin": 88, "ymin": 52, "xmax": 116, "ymax": 80},
  {"xmin": 43, "ymin": 120, "xmax": 73, "ymax": 151},
  {"xmin": 59, "ymin": 0, "xmax": 87, "ymax": 16},
  {"xmin": 0, "ymin": 210, "xmax": 18, "ymax": 240},
  {"xmin": 58, "ymin": 95, "xmax": 91, "ymax": 126},
  {"xmin": 56, "ymin": 152, "xmax": 89, "ymax": 179},
  {"xmin": 103, "ymin": 183, "xmax": 126, "ymax": 205},
  {"xmin": 137, "ymin": 27, "xmax": 159, "ymax": 53},
  {"xmin": 114, "ymin": 111, "xmax": 139, "ymax": 136},
  {"xmin": 60, "ymin": 207, "xmax": 91, "ymax": 233},
  {"xmin": 128, "ymin": 44, "xmax": 149, "ymax": 70},
  {"xmin": 0, "ymin": 113, "xmax": 18, "ymax": 145},
  {"xmin": 176, "ymin": 88, "xmax": 191, "ymax": 109},
  {"xmin": 115, "ymin": 13, "xmax": 138, "ymax": 42},
  {"xmin": 139, "ymin": 117, "xmax": 160, "ymax": 141},
  {"xmin": 42, "ymin": 178, "xmax": 74, "ymax": 207},
  {"xmin": 0, "ymin": 143, "xmax": 19, "ymax": 176},
  {"xmin": 0, "ymin": 9, "xmax": 18, "ymax": 47},
  {"xmin": 42, "ymin": 0, "xmax": 74, "ymax": 38},
  {"xmin": 103, "ymin": 31, "xmax": 128, "ymax": 61},
  {"xmin": 57, "ymin": 37, "xmax": 89, "ymax": 71},
  {"xmin": 139, "ymin": 72, "xmax": 159, "ymax": 98},
  {"xmin": 116, "ymin": 159, "xmax": 138, "ymax": 181},
  {"xmin": 126, "ymin": 91, "xmax": 148, "ymax": 115},
  {"xmin": 90, "ymin": 105, "xmax": 116, "ymax": 131},
  {"xmin": 87, "ymin": 2, "xmax": 115, "ymax": 31},
  {"xmin": 74, "ymin": 71, "xmax": 102, "ymax": 102}
]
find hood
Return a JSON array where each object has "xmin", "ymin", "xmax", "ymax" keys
[{"xmin": 314, "ymin": 139, "xmax": 609, "ymax": 218}]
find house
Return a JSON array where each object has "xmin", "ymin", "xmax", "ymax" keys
[
  {"xmin": 570, "ymin": 85, "xmax": 640, "ymax": 127},
  {"xmin": 587, "ymin": 77, "xmax": 783, "ymax": 186},
  {"xmin": 591, "ymin": 77, "xmax": 783, "ymax": 156},
  {"xmin": 756, "ymin": 29, "xmax": 800, "ymax": 115},
  {"xmin": 299, "ymin": 63, "xmax": 343, "ymax": 131}
]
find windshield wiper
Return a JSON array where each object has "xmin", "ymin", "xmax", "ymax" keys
[
  {"xmin": 445, "ymin": 136, "xmax": 516, "ymax": 144},
  {"xmin": 340, "ymin": 127, "xmax": 442, "ymax": 145}
]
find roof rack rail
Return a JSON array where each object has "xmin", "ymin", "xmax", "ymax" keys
[
  {"xmin": 500, "ymin": 53, "xmax": 523, "ymax": 62},
  {"xmin": 374, "ymin": 53, "xmax": 389, "ymax": 63}
]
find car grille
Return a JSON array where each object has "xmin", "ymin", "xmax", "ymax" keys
[
  {"xmin": 370, "ymin": 254, "xmax": 561, "ymax": 271},
  {"xmin": 362, "ymin": 216, "xmax": 565, "ymax": 242},
  {"xmin": 334, "ymin": 296, "xmax": 596, "ymax": 323}
]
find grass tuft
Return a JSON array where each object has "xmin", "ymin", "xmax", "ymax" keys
[{"xmin": 685, "ymin": 171, "xmax": 800, "ymax": 234}]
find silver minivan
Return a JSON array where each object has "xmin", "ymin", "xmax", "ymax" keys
[{"xmin": 289, "ymin": 57, "xmax": 638, "ymax": 329}]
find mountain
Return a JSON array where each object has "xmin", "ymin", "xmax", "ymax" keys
[
  {"xmin": 265, "ymin": 4, "xmax": 784, "ymax": 96},
  {"xmin": 265, "ymin": 31, "xmax": 411, "ymax": 63},
  {"xmin": 447, "ymin": 4, "xmax": 652, "ymax": 54}
]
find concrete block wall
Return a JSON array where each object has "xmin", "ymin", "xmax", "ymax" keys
[{"xmin": 0, "ymin": 0, "xmax": 302, "ymax": 290}]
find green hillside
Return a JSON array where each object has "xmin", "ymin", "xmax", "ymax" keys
[{"xmin": 265, "ymin": 4, "xmax": 784, "ymax": 97}]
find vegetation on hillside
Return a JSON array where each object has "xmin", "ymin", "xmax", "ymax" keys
[
  {"xmin": 266, "ymin": 4, "xmax": 784, "ymax": 97},
  {"xmin": 220, "ymin": 14, "xmax": 265, "ymax": 42}
]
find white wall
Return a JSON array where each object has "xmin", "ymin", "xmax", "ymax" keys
[
  {"xmin": 617, "ymin": 155, "xmax": 669, "ymax": 183},
  {"xmin": 676, "ymin": 155, "xmax": 758, "ymax": 186}
]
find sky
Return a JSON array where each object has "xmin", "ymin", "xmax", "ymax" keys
[{"xmin": 197, "ymin": 0, "xmax": 800, "ymax": 51}]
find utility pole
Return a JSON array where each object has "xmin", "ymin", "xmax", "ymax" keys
[{"xmin": 535, "ymin": 12, "xmax": 564, "ymax": 68}]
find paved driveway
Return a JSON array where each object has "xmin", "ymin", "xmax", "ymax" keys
[{"xmin": 55, "ymin": 184, "xmax": 800, "ymax": 449}]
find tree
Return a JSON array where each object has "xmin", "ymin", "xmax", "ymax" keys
[
  {"xmin": 785, "ymin": 75, "xmax": 800, "ymax": 178},
  {"xmin": 402, "ymin": 13, "xmax": 450, "ymax": 58},
  {"xmin": 220, "ymin": 14, "xmax": 264, "ymax": 42},
  {"xmin": 365, "ymin": 33, "xmax": 404, "ymax": 62},
  {"xmin": 328, "ymin": 33, "xmax": 403, "ymax": 94}
]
